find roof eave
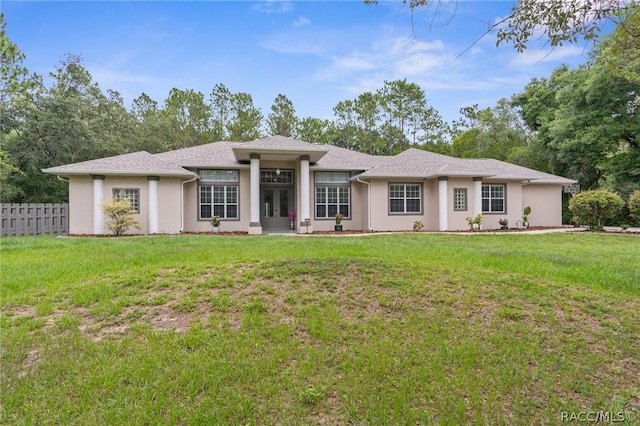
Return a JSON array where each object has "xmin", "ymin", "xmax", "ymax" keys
[
  {"xmin": 42, "ymin": 169, "xmax": 197, "ymax": 178},
  {"xmin": 356, "ymin": 172, "xmax": 435, "ymax": 179},
  {"xmin": 232, "ymin": 146, "xmax": 330, "ymax": 163},
  {"xmin": 180, "ymin": 163, "xmax": 249, "ymax": 169}
]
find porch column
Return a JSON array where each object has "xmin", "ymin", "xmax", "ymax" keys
[
  {"xmin": 249, "ymin": 154, "xmax": 262, "ymax": 234},
  {"xmin": 148, "ymin": 176, "xmax": 159, "ymax": 234},
  {"xmin": 473, "ymin": 177, "xmax": 483, "ymax": 217},
  {"xmin": 92, "ymin": 175, "xmax": 105, "ymax": 234},
  {"xmin": 438, "ymin": 177, "xmax": 448, "ymax": 231},
  {"xmin": 299, "ymin": 155, "xmax": 312, "ymax": 233}
]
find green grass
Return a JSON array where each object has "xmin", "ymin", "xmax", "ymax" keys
[{"xmin": 1, "ymin": 233, "xmax": 639, "ymax": 424}]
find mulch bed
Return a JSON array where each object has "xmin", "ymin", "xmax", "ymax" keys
[{"xmin": 65, "ymin": 227, "xmax": 639, "ymax": 237}]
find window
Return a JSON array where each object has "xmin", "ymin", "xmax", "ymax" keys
[
  {"xmin": 199, "ymin": 170, "xmax": 239, "ymax": 220},
  {"xmin": 261, "ymin": 169, "xmax": 293, "ymax": 184},
  {"xmin": 113, "ymin": 188, "xmax": 140, "ymax": 213},
  {"xmin": 315, "ymin": 172, "xmax": 350, "ymax": 219},
  {"xmin": 389, "ymin": 183, "xmax": 422, "ymax": 214},
  {"xmin": 199, "ymin": 170, "xmax": 238, "ymax": 182},
  {"xmin": 482, "ymin": 184, "xmax": 505, "ymax": 213},
  {"xmin": 453, "ymin": 188, "xmax": 467, "ymax": 211}
]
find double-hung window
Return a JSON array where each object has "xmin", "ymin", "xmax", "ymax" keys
[
  {"xmin": 389, "ymin": 183, "xmax": 422, "ymax": 214},
  {"xmin": 315, "ymin": 172, "xmax": 350, "ymax": 219},
  {"xmin": 113, "ymin": 188, "xmax": 140, "ymax": 213},
  {"xmin": 199, "ymin": 170, "xmax": 239, "ymax": 220},
  {"xmin": 482, "ymin": 184, "xmax": 505, "ymax": 213}
]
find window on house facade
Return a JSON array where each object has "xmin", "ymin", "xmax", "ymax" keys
[
  {"xmin": 260, "ymin": 169, "xmax": 293, "ymax": 184},
  {"xmin": 482, "ymin": 184, "xmax": 505, "ymax": 213},
  {"xmin": 199, "ymin": 170, "xmax": 239, "ymax": 220},
  {"xmin": 389, "ymin": 183, "xmax": 422, "ymax": 214},
  {"xmin": 113, "ymin": 188, "xmax": 140, "ymax": 213},
  {"xmin": 314, "ymin": 172, "xmax": 350, "ymax": 219},
  {"xmin": 453, "ymin": 188, "xmax": 467, "ymax": 211}
]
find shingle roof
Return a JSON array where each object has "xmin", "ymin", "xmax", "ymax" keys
[
  {"xmin": 314, "ymin": 145, "xmax": 390, "ymax": 170},
  {"xmin": 356, "ymin": 148, "xmax": 575, "ymax": 184},
  {"xmin": 42, "ymin": 151, "xmax": 195, "ymax": 177},
  {"xmin": 43, "ymin": 137, "xmax": 575, "ymax": 184},
  {"xmin": 155, "ymin": 141, "xmax": 238, "ymax": 167}
]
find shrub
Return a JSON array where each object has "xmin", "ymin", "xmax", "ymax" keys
[
  {"xmin": 629, "ymin": 189, "xmax": 640, "ymax": 225},
  {"xmin": 568, "ymin": 189, "xmax": 624, "ymax": 230},
  {"xmin": 102, "ymin": 199, "xmax": 141, "ymax": 236}
]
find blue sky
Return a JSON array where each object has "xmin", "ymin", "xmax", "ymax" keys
[{"xmin": 4, "ymin": 1, "xmax": 596, "ymax": 124}]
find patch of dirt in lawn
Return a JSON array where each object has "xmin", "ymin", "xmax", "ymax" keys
[
  {"xmin": 7, "ymin": 306, "xmax": 36, "ymax": 318},
  {"xmin": 18, "ymin": 349, "xmax": 42, "ymax": 378}
]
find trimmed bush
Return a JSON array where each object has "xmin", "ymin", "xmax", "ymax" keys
[
  {"xmin": 102, "ymin": 199, "xmax": 140, "ymax": 236},
  {"xmin": 629, "ymin": 189, "xmax": 640, "ymax": 225},
  {"xmin": 568, "ymin": 189, "xmax": 624, "ymax": 230}
]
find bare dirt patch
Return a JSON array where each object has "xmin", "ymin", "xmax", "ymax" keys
[{"xmin": 18, "ymin": 349, "xmax": 42, "ymax": 378}]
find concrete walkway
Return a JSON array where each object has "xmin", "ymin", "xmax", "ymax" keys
[{"xmin": 291, "ymin": 226, "xmax": 640, "ymax": 237}]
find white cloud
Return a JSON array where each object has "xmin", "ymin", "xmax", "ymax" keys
[
  {"xmin": 294, "ymin": 16, "xmax": 310, "ymax": 27},
  {"xmin": 251, "ymin": 1, "xmax": 293, "ymax": 15},
  {"xmin": 332, "ymin": 56, "xmax": 375, "ymax": 71},
  {"xmin": 315, "ymin": 36, "xmax": 452, "ymax": 89}
]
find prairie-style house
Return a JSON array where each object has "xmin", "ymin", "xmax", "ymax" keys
[{"xmin": 43, "ymin": 136, "xmax": 575, "ymax": 234}]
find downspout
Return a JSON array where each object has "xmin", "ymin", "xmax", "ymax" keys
[
  {"xmin": 356, "ymin": 177, "xmax": 372, "ymax": 231},
  {"xmin": 57, "ymin": 175, "xmax": 69, "ymax": 183},
  {"xmin": 180, "ymin": 176, "xmax": 198, "ymax": 233}
]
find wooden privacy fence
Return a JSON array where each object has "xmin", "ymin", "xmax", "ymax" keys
[{"xmin": 1, "ymin": 203, "xmax": 69, "ymax": 236}]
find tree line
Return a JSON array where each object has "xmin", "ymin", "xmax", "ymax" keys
[{"xmin": 1, "ymin": 7, "xmax": 638, "ymax": 211}]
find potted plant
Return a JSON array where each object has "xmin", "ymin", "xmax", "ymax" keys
[
  {"xmin": 288, "ymin": 210, "xmax": 296, "ymax": 230},
  {"xmin": 413, "ymin": 220, "xmax": 424, "ymax": 231},
  {"xmin": 473, "ymin": 213, "xmax": 483, "ymax": 231},
  {"xmin": 334, "ymin": 213, "xmax": 343, "ymax": 231},
  {"xmin": 522, "ymin": 206, "xmax": 531, "ymax": 228},
  {"xmin": 466, "ymin": 216, "xmax": 475, "ymax": 231},
  {"xmin": 210, "ymin": 215, "xmax": 221, "ymax": 233},
  {"xmin": 466, "ymin": 214, "xmax": 483, "ymax": 231},
  {"xmin": 498, "ymin": 218, "xmax": 509, "ymax": 230}
]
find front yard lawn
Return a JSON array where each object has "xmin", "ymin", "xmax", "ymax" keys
[{"xmin": 1, "ymin": 233, "xmax": 639, "ymax": 424}]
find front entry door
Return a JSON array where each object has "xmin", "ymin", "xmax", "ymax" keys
[{"xmin": 261, "ymin": 187, "xmax": 294, "ymax": 230}]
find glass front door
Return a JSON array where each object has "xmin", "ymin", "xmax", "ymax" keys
[{"xmin": 261, "ymin": 187, "xmax": 294, "ymax": 230}]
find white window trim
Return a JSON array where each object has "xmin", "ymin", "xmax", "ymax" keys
[
  {"xmin": 198, "ymin": 169, "xmax": 240, "ymax": 221},
  {"xmin": 388, "ymin": 183, "xmax": 423, "ymax": 215},
  {"xmin": 482, "ymin": 183, "xmax": 506, "ymax": 214},
  {"xmin": 314, "ymin": 172, "xmax": 351, "ymax": 220}
]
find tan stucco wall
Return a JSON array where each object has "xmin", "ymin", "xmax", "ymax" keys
[
  {"xmin": 476, "ymin": 181, "xmax": 523, "ymax": 230},
  {"xmin": 157, "ymin": 178, "xmax": 183, "ymax": 234},
  {"xmin": 68, "ymin": 175, "xmax": 184, "ymax": 235},
  {"xmin": 448, "ymin": 178, "xmax": 474, "ymax": 231},
  {"xmin": 309, "ymin": 171, "xmax": 367, "ymax": 232},
  {"xmin": 182, "ymin": 168, "xmax": 250, "ymax": 233},
  {"xmin": 68, "ymin": 176, "xmax": 94, "ymax": 235},
  {"xmin": 522, "ymin": 184, "xmax": 564, "ymax": 227},
  {"xmin": 103, "ymin": 176, "xmax": 149, "ymax": 234},
  {"xmin": 68, "ymin": 171, "xmax": 567, "ymax": 235},
  {"xmin": 367, "ymin": 178, "xmax": 429, "ymax": 232}
]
